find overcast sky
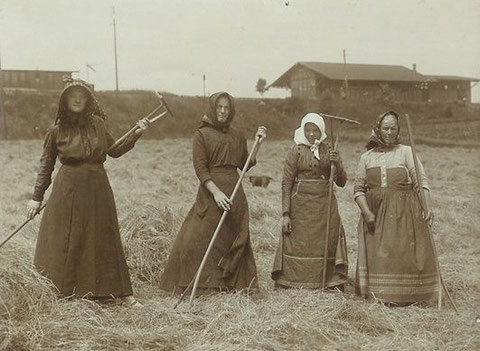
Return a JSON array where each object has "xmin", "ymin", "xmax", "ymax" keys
[{"xmin": 1, "ymin": 0, "xmax": 479, "ymax": 100}]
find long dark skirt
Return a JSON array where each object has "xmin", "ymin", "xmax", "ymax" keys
[
  {"xmin": 272, "ymin": 180, "xmax": 348, "ymax": 288},
  {"xmin": 34, "ymin": 163, "xmax": 133, "ymax": 298},
  {"xmin": 355, "ymin": 186, "xmax": 438, "ymax": 304},
  {"xmin": 159, "ymin": 167, "xmax": 258, "ymax": 294}
]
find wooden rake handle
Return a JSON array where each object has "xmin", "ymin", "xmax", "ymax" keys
[
  {"xmin": 0, "ymin": 203, "xmax": 47, "ymax": 249},
  {"xmin": 187, "ymin": 135, "xmax": 263, "ymax": 307},
  {"xmin": 108, "ymin": 93, "xmax": 173, "ymax": 152},
  {"xmin": 404, "ymin": 114, "xmax": 458, "ymax": 314},
  {"xmin": 321, "ymin": 124, "xmax": 341, "ymax": 289},
  {"xmin": 180, "ymin": 133, "xmax": 264, "ymax": 309}
]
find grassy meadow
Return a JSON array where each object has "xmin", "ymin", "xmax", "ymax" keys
[{"xmin": 0, "ymin": 137, "xmax": 479, "ymax": 350}]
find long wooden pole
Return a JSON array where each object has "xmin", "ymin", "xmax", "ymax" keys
[
  {"xmin": 0, "ymin": 204, "xmax": 46, "ymax": 249},
  {"xmin": 108, "ymin": 93, "xmax": 173, "ymax": 152},
  {"xmin": 322, "ymin": 121, "xmax": 340, "ymax": 288},
  {"xmin": 113, "ymin": 7, "xmax": 119, "ymax": 91},
  {"xmin": 404, "ymin": 114, "xmax": 458, "ymax": 314},
  {"xmin": 187, "ymin": 135, "xmax": 264, "ymax": 307},
  {"xmin": 107, "ymin": 108, "xmax": 167, "ymax": 152},
  {"xmin": 173, "ymin": 277, "xmax": 194, "ymax": 309}
]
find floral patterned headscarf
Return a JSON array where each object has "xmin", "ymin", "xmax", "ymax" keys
[
  {"xmin": 55, "ymin": 77, "xmax": 107, "ymax": 125},
  {"xmin": 365, "ymin": 110, "xmax": 400, "ymax": 150}
]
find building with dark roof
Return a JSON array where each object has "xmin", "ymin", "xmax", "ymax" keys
[
  {"xmin": 1, "ymin": 69, "xmax": 78, "ymax": 92},
  {"xmin": 270, "ymin": 62, "xmax": 478, "ymax": 103},
  {"xmin": 425, "ymin": 75, "xmax": 479, "ymax": 103}
]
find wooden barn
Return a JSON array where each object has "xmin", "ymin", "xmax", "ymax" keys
[
  {"xmin": 425, "ymin": 75, "xmax": 479, "ymax": 103},
  {"xmin": 1, "ymin": 69, "xmax": 77, "ymax": 92},
  {"xmin": 270, "ymin": 62, "xmax": 478, "ymax": 103}
]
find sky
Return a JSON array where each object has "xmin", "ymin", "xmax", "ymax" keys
[{"xmin": 1, "ymin": 0, "xmax": 479, "ymax": 100}]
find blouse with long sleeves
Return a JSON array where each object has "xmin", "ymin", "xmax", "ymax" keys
[
  {"xmin": 282, "ymin": 143, "xmax": 347, "ymax": 216},
  {"xmin": 353, "ymin": 144, "xmax": 429, "ymax": 201},
  {"xmin": 32, "ymin": 115, "xmax": 140, "ymax": 201},
  {"xmin": 192, "ymin": 125, "xmax": 255, "ymax": 186}
]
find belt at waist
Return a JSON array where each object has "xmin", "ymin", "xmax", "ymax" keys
[
  {"xmin": 294, "ymin": 179, "xmax": 330, "ymax": 189},
  {"xmin": 368, "ymin": 185, "xmax": 414, "ymax": 192},
  {"xmin": 296, "ymin": 173, "xmax": 329, "ymax": 181},
  {"xmin": 210, "ymin": 165, "xmax": 239, "ymax": 173},
  {"xmin": 61, "ymin": 162, "xmax": 104, "ymax": 170}
]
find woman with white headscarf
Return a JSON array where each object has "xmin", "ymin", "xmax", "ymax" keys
[{"xmin": 271, "ymin": 113, "xmax": 348, "ymax": 290}]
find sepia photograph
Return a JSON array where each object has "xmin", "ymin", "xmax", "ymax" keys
[{"xmin": 0, "ymin": 0, "xmax": 479, "ymax": 350}]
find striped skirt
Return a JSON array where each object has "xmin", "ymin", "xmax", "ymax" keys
[{"xmin": 355, "ymin": 187, "xmax": 438, "ymax": 304}]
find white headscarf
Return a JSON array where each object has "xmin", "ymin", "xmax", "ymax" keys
[{"xmin": 293, "ymin": 113, "xmax": 327, "ymax": 160}]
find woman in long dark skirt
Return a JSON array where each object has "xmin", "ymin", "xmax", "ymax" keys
[
  {"xmin": 26, "ymin": 79, "xmax": 149, "ymax": 307},
  {"xmin": 353, "ymin": 111, "xmax": 437, "ymax": 305},
  {"xmin": 159, "ymin": 91, "xmax": 266, "ymax": 294},
  {"xmin": 271, "ymin": 113, "xmax": 348, "ymax": 290}
]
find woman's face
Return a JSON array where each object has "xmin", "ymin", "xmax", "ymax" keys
[
  {"xmin": 379, "ymin": 115, "xmax": 399, "ymax": 145},
  {"xmin": 304, "ymin": 122, "xmax": 322, "ymax": 144},
  {"xmin": 65, "ymin": 87, "xmax": 88, "ymax": 113},
  {"xmin": 216, "ymin": 96, "xmax": 230, "ymax": 123}
]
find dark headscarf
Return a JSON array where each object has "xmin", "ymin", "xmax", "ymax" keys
[
  {"xmin": 365, "ymin": 110, "xmax": 400, "ymax": 150},
  {"xmin": 55, "ymin": 77, "xmax": 107, "ymax": 126},
  {"xmin": 200, "ymin": 91, "xmax": 235, "ymax": 132}
]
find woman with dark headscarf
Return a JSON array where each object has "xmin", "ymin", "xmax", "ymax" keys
[
  {"xmin": 159, "ymin": 92, "xmax": 266, "ymax": 294},
  {"xmin": 26, "ymin": 79, "xmax": 149, "ymax": 307},
  {"xmin": 354, "ymin": 111, "xmax": 437, "ymax": 305},
  {"xmin": 271, "ymin": 113, "xmax": 348, "ymax": 290}
]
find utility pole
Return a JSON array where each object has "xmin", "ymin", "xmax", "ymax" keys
[
  {"xmin": 113, "ymin": 7, "xmax": 119, "ymax": 91},
  {"xmin": 0, "ymin": 45, "xmax": 6, "ymax": 140},
  {"xmin": 342, "ymin": 49, "xmax": 349, "ymax": 99},
  {"xmin": 203, "ymin": 74, "xmax": 206, "ymax": 99}
]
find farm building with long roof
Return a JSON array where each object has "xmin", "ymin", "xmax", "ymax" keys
[
  {"xmin": 270, "ymin": 62, "xmax": 479, "ymax": 103},
  {"xmin": 1, "ymin": 69, "xmax": 78, "ymax": 92}
]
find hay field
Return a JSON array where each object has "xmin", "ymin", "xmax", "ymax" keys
[{"xmin": 0, "ymin": 138, "xmax": 479, "ymax": 350}]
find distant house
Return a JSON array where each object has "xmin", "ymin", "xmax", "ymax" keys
[
  {"xmin": 425, "ymin": 75, "xmax": 478, "ymax": 103},
  {"xmin": 270, "ymin": 62, "xmax": 478, "ymax": 103},
  {"xmin": 1, "ymin": 69, "xmax": 77, "ymax": 92}
]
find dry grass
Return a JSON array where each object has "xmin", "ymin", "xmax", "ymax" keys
[{"xmin": 0, "ymin": 138, "xmax": 479, "ymax": 350}]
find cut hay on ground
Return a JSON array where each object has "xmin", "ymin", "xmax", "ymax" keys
[{"xmin": 0, "ymin": 139, "xmax": 479, "ymax": 350}]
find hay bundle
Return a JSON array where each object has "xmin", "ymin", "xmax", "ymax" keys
[
  {"xmin": 120, "ymin": 204, "xmax": 182, "ymax": 284},
  {"xmin": 0, "ymin": 240, "xmax": 57, "ymax": 322}
]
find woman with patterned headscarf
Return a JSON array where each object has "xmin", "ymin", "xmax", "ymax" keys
[
  {"xmin": 159, "ymin": 92, "xmax": 266, "ymax": 295},
  {"xmin": 354, "ymin": 111, "xmax": 437, "ymax": 305},
  {"xmin": 26, "ymin": 79, "xmax": 149, "ymax": 307},
  {"xmin": 271, "ymin": 113, "xmax": 348, "ymax": 290}
]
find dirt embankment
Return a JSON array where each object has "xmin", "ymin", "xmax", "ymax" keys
[{"xmin": 3, "ymin": 90, "xmax": 480, "ymax": 145}]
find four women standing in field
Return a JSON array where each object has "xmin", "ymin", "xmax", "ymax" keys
[{"xmin": 27, "ymin": 81, "xmax": 437, "ymax": 307}]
